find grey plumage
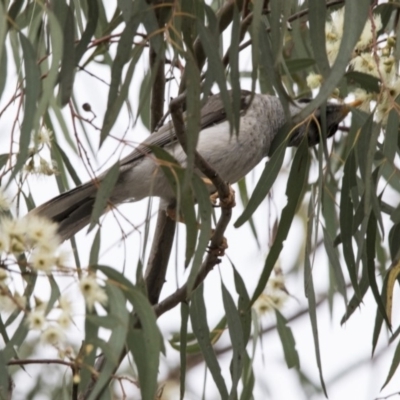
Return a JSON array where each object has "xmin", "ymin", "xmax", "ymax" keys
[{"xmin": 31, "ymin": 91, "xmax": 349, "ymax": 241}]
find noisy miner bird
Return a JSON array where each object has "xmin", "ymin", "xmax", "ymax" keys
[{"xmin": 31, "ymin": 90, "xmax": 353, "ymax": 241}]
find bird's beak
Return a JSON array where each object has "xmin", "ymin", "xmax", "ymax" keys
[{"xmin": 341, "ymin": 99, "xmax": 363, "ymax": 116}]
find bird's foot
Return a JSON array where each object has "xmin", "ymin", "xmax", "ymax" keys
[
  {"xmin": 209, "ymin": 185, "xmax": 236, "ymax": 209},
  {"xmin": 209, "ymin": 191, "xmax": 219, "ymax": 206},
  {"xmin": 219, "ymin": 185, "xmax": 236, "ymax": 209}
]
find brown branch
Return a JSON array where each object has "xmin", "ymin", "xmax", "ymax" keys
[{"xmin": 8, "ymin": 358, "xmax": 74, "ymax": 367}]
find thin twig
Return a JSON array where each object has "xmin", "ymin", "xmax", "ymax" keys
[{"xmin": 8, "ymin": 358, "xmax": 74, "ymax": 367}]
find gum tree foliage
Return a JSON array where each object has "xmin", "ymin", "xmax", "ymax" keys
[{"xmin": 1, "ymin": 0, "xmax": 400, "ymax": 399}]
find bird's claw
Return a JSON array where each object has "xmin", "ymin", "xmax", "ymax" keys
[{"xmin": 210, "ymin": 185, "xmax": 236, "ymax": 209}]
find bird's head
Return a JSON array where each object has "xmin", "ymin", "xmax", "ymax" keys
[{"xmin": 288, "ymin": 99, "xmax": 360, "ymax": 147}]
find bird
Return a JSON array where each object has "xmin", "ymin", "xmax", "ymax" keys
[{"xmin": 31, "ymin": 90, "xmax": 353, "ymax": 241}]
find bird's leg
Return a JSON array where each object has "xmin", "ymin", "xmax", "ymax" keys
[
  {"xmin": 219, "ymin": 185, "xmax": 236, "ymax": 209},
  {"xmin": 203, "ymin": 178, "xmax": 236, "ymax": 209},
  {"xmin": 207, "ymin": 184, "xmax": 236, "ymax": 257}
]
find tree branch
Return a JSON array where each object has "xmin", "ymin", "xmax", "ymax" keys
[{"xmin": 153, "ymin": 96, "xmax": 235, "ymax": 317}]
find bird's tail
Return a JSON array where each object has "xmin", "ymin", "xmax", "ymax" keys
[{"xmin": 31, "ymin": 181, "xmax": 98, "ymax": 241}]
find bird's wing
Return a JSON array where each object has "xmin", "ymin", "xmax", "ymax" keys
[{"xmin": 119, "ymin": 90, "xmax": 252, "ymax": 169}]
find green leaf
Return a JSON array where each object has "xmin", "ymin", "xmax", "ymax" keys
[
  {"xmin": 95, "ymin": 265, "xmax": 163, "ymax": 398},
  {"xmin": 366, "ymin": 213, "xmax": 390, "ymax": 327},
  {"xmin": 52, "ymin": 141, "xmax": 82, "ymax": 187},
  {"xmin": 78, "ymin": 305, "xmax": 99, "ymax": 393},
  {"xmin": 87, "ymin": 283, "xmax": 129, "ymax": 400},
  {"xmin": 384, "ymin": 107, "xmax": 399, "ymax": 162},
  {"xmin": 381, "ymin": 338, "xmax": 400, "ymax": 389},
  {"xmin": 235, "ymin": 142, "xmax": 286, "ymax": 227},
  {"xmin": 101, "ymin": 44, "xmax": 144, "ymax": 144},
  {"xmin": 3, "ymin": 318, "xmax": 29, "ymax": 361},
  {"xmin": 275, "ymin": 310, "xmax": 300, "ymax": 369},
  {"xmin": 250, "ymin": 139, "xmax": 310, "ymax": 304},
  {"xmin": 57, "ymin": 4, "xmax": 75, "ymax": 106},
  {"xmin": 34, "ymin": 11, "xmax": 63, "ymax": 126},
  {"xmin": 232, "ymin": 264, "xmax": 252, "ymax": 344},
  {"xmin": 0, "ymin": 45, "xmax": 7, "ymax": 102},
  {"xmin": 186, "ymin": 174, "xmax": 212, "ymax": 291},
  {"xmin": 345, "ymin": 71, "xmax": 380, "ymax": 93},
  {"xmin": 197, "ymin": 9, "xmax": 234, "ymax": 134},
  {"xmin": 285, "ymin": 58, "xmax": 316, "ymax": 74},
  {"xmin": 0, "ymin": 154, "xmax": 9, "ymax": 170},
  {"xmin": 117, "ymin": 0, "xmax": 133, "ymax": 22},
  {"xmin": 180, "ymin": 302, "xmax": 189, "ymax": 400},
  {"xmin": 309, "ymin": 0, "xmax": 329, "ymax": 76},
  {"xmin": 75, "ymin": 0, "xmax": 99, "ymax": 64},
  {"xmin": 229, "ymin": 4, "xmax": 241, "ymax": 134},
  {"xmin": 0, "ymin": 351, "xmax": 9, "ymax": 400},
  {"xmin": 240, "ymin": 352, "xmax": 255, "ymax": 400},
  {"xmin": 184, "ymin": 54, "xmax": 201, "ymax": 184},
  {"xmin": 222, "ymin": 283, "xmax": 244, "ymax": 398},
  {"xmin": 100, "ymin": 1, "xmax": 145, "ymax": 144},
  {"xmin": 169, "ymin": 317, "xmax": 226, "ymax": 354},
  {"xmin": 89, "ymin": 228, "xmax": 101, "ymax": 266},
  {"xmin": 190, "ymin": 285, "xmax": 229, "ymax": 399},
  {"xmin": 340, "ymin": 266, "xmax": 369, "ymax": 325},
  {"xmin": 138, "ymin": 69, "xmax": 151, "ymax": 130},
  {"xmin": 258, "ymin": 17, "xmax": 290, "ymax": 106},
  {"xmin": 304, "ymin": 195, "xmax": 327, "ymax": 397},
  {"xmin": 322, "ymin": 227, "xmax": 348, "ymax": 305},
  {"xmin": 89, "ymin": 162, "xmax": 120, "ymax": 231},
  {"xmin": 251, "ymin": 0, "xmax": 263, "ymax": 91},
  {"xmin": 12, "ymin": 33, "xmax": 41, "ymax": 179},
  {"xmin": 340, "ymin": 149, "xmax": 360, "ymax": 296},
  {"xmin": 45, "ymin": 275, "xmax": 61, "ymax": 315}
]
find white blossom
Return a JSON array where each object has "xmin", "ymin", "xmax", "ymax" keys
[
  {"xmin": 306, "ymin": 73, "xmax": 323, "ymax": 89},
  {"xmin": 79, "ymin": 275, "xmax": 108, "ymax": 311},
  {"xmin": 352, "ymin": 89, "xmax": 374, "ymax": 113},
  {"xmin": 356, "ymin": 14, "xmax": 382, "ymax": 51},
  {"xmin": 25, "ymin": 215, "xmax": 60, "ymax": 249},
  {"xmin": 58, "ymin": 295, "xmax": 72, "ymax": 314},
  {"xmin": 41, "ymin": 325, "xmax": 65, "ymax": 345},
  {"xmin": 37, "ymin": 126, "xmax": 53, "ymax": 146},
  {"xmin": 57, "ymin": 311, "xmax": 71, "ymax": 329},
  {"xmin": 27, "ymin": 310, "xmax": 46, "ymax": 330}
]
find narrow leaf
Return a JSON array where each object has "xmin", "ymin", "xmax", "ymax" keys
[
  {"xmin": 275, "ymin": 310, "xmax": 300, "ymax": 369},
  {"xmin": 89, "ymin": 162, "xmax": 120, "ymax": 231},
  {"xmin": 190, "ymin": 285, "xmax": 229, "ymax": 399}
]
